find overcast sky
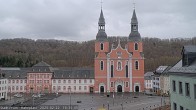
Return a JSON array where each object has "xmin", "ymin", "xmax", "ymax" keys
[{"xmin": 0, "ymin": 0, "xmax": 195, "ymax": 41}]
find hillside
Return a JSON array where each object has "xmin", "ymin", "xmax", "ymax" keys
[{"xmin": 0, "ymin": 37, "xmax": 196, "ymax": 72}]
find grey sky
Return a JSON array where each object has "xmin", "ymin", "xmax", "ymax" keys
[{"xmin": 0, "ymin": 0, "xmax": 195, "ymax": 41}]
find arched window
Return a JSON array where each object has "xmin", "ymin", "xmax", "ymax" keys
[
  {"xmin": 134, "ymin": 43, "xmax": 138, "ymax": 50},
  {"xmin": 126, "ymin": 61, "xmax": 129, "ymax": 77},
  {"xmin": 135, "ymin": 61, "xmax": 139, "ymax": 70},
  {"xmin": 100, "ymin": 43, "xmax": 104, "ymax": 50},
  {"xmin": 100, "ymin": 61, "xmax": 104, "ymax": 70},
  {"xmin": 117, "ymin": 61, "xmax": 122, "ymax": 71},
  {"xmin": 111, "ymin": 61, "xmax": 114, "ymax": 77}
]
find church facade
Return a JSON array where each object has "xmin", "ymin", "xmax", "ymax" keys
[{"xmin": 94, "ymin": 9, "xmax": 145, "ymax": 93}]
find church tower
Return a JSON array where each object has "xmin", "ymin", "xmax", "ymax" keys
[
  {"xmin": 128, "ymin": 9, "xmax": 145, "ymax": 92},
  {"xmin": 94, "ymin": 8, "xmax": 109, "ymax": 93}
]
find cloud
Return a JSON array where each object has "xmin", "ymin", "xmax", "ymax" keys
[{"xmin": 0, "ymin": 0, "xmax": 195, "ymax": 41}]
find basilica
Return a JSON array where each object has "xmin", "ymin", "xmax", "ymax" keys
[{"xmin": 0, "ymin": 7, "xmax": 144, "ymax": 99}]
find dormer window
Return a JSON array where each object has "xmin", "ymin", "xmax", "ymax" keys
[{"xmin": 100, "ymin": 43, "xmax": 104, "ymax": 50}]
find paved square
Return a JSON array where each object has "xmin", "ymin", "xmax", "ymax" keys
[{"xmin": 42, "ymin": 93, "xmax": 169, "ymax": 110}]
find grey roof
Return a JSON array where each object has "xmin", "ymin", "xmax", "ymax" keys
[
  {"xmin": 98, "ymin": 9, "xmax": 105, "ymax": 25},
  {"xmin": 144, "ymin": 72, "xmax": 154, "ymax": 76},
  {"xmin": 144, "ymin": 72, "xmax": 154, "ymax": 80},
  {"xmin": 155, "ymin": 66, "xmax": 169, "ymax": 74},
  {"xmin": 129, "ymin": 32, "xmax": 141, "ymax": 41},
  {"xmin": 1, "ymin": 69, "xmax": 28, "ymax": 79},
  {"xmin": 31, "ymin": 61, "xmax": 53, "ymax": 73},
  {"xmin": 33, "ymin": 61, "xmax": 51, "ymax": 67},
  {"xmin": 96, "ymin": 9, "xmax": 107, "ymax": 41},
  {"xmin": 173, "ymin": 60, "xmax": 182, "ymax": 68},
  {"xmin": 129, "ymin": 9, "xmax": 141, "ymax": 41},
  {"xmin": 168, "ymin": 58, "xmax": 196, "ymax": 76},
  {"xmin": 52, "ymin": 68, "xmax": 94, "ymax": 79},
  {"xmin": 0, "ymin": 68, "xmax": 21, "ymax": 70},
  {"xmin": 131, "ymin": 9, "xmax": 138, "ymax": 24},
  {"xmin": 96, "ymin": 30, "xmax": 107, "ymax": 41},
  {"xmin": 183, "ymin": 45, "xmax": 196, "ymax": 54}
]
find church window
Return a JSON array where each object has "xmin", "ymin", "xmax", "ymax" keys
[
  {"xmin": 134, "ymin": 43, "xmax": 138, "ymax": 50},
  {"xmin": 100, "ymin": 61, "xmax": 104, "ymax": 70},
  {"xmin": 117, "ymin": 61, "xmax": 122, "ymax": 71},
  {"xmin": 111, "ymin": 61, "xmax": 114, "ymax": 77},
  {"xmin": 135, "ymin": 61, "xmax": 139, "ymax": 70},
  {"xmin": 126, "ymin": 65, "xmax": 128, "ymax": 77},
  {"xmin": 111, "ymin": 65, "xmax": 114, "ymax": 77},
  {"xmin": 100, "ymin": 43, "xmax": 104, "ymax": 50},
  {"xmin": 111, "ymin": 82, "xmax": 114, "ymax": 87},
  {"xmin": 117, "ymin": 52, "xmax": 122, "ymax": 58},
  {"xmin": 126, "ymin": 82, "xmax": 129, "ymax": 87}
]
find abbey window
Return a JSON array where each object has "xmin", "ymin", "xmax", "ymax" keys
[
  {"xmin": 100, "ymin": 43, "xmax": 104, "ymax": 50},
  {"xmin": 134, "ymin": 43, "xmax": 138, "ymax": 50},
  {"xmin": 117, "ymin": 61, "xmax": 122, "ymax": 71},
  {"xmin": 100, "ymin": 61, "xmax": 104, "ymax": 70},
  {"xmin": 135, "ymin": 61, "xmax": 139, "ymax": 70}
]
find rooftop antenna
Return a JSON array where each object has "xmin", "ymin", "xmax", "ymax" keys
[
  {"xmin": 133, "ymin": 0, "xmax": 136, "ymax": 9},
  {"xmin": 101, "ymin": 0, "xmax": 103, "ymax": 9}
]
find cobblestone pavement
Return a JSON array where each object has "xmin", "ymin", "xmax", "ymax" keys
[
  {"xmin": 0, "ymin": 93, "xmax": 169, "ymax": 110},
  {"xmin": 42, "ymin": 93, "xmax": 169, "ymax": 110}
]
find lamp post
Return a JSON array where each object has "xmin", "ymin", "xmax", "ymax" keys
[
  {"xmin": 107, "ymin": 101, "xmax": 109, "ymax": 110},
  {"xmin": 68, "ymin": 87, "xmax": 71, "ymax": 110},
  {"xmin": 113, "ymin": 89, "xmax": 114, "ymax": 106},
  {"xmin": 121, "ymin": 103, "xmax": 123, "ymax": 110},
  {"xmin": 56, "ymin": 91, "xmax": 58, "ymax": 103}
]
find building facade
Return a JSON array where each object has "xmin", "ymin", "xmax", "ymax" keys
[
  {"xmin": 26, "ymin": 62, "xmax": 53, "ymax": 93},
  {"xmin": 1, "ymin": 62, "xmax": 94, "ymax": 94},
  {"xmin": 94, "ymin": 8, "xmax": 144, "ymax": 93},
  {"xmin": 168, "ymin": 45, "xmax": 196, "ymax": 110},
  {"xmin": 144, "ymin": 72, "xmax": 154, "ymax": 91},
  {"xmin": 0, "ymin": 76, "xmax": 8, "ymax": 100},
  {"xmin": 52, "ymin": 68, "xmax": 94, "ymax": 93}
]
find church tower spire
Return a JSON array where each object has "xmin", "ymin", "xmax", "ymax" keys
[
  {"xmin": 96, "ymin": 8, "xmax": 107, "ymax": 41},
  {"xmin": 128, "ymin": 9, "xmax": 141, "ymax": 41}
]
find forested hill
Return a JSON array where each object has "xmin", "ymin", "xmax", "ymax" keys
[{"xmin": 0, "ymin": 37, "xmax": 196, "ymax": 72}]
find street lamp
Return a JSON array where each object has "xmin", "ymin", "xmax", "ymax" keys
[
  {"xmin": 113, "ymin": 89, "xmax": 114, "ymax": 106},
  {"xmin": 68, "ymin": 87, "xmax": 71, "ymax": 110},
  {"xmin": 121, "ymin": 103, "xmax": 123, "ymax": 110},
  {"xmin": 56, "ymin": 91, "xmax": 58, "ymax": 102},
  {"xmin": 107, "ymin": 101, "xmax": 109, "ymax": 110}
]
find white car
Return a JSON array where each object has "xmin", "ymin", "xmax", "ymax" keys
[
  {"xmin": 32, "ymin": 94, "xmax": 41, "ymax": 98},
  {"xmin": 14, "ymin": 93, "xmax": 23, "ymax": 98}
]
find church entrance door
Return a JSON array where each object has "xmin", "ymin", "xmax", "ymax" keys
[
  {"xmin": 100, "ymin": 86, "xmax": 104, "ymax": 93},
  {"xmin": 117, "ymin": 85, "xmax": 122, "ymax": 92}
]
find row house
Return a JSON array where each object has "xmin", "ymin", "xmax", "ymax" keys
[
  {"xmin": 168, "ymin": 45, "xmax": 196, "ymax": 110},
  {"xmin": 1, "ymin": 68, "xmax": 27, "ymax": 94},
  {"xmin": 26, "ymin": 62, "xmax": 53, "ymax": 93},
  {"xmin": 152, "ymin": 66, "xmax": 169, "ymax": 95},
  {"xmin": 52, "ymin": 68, "xmax": 94, "ymax": 93},
  {"xmin": 0, "ymin": 72, "xmax": 8, "ymax": 100},
  {"xmin": 1, "ymin": 62, "xmax": 94, "ymax": 94},
  {"xmin": 144, "ymin": 72, "xmax": 154, "ymax": 92}
]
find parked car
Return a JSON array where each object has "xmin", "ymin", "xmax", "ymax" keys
[
  {"xmin": 32, "ymin": 94, "xmax": 39, "ymax": 98},
  {"xmin": 14, "ymin": 93, "xmax": 23, "ymax": 98},
  {"xmin": 32, "ymin": 94, "xmax": 42, "ymax": 98}
]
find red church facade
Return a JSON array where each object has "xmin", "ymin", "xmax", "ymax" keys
[{"xmin": 94, "ymin": 9, "xmax": 144, "ymax": 93}]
